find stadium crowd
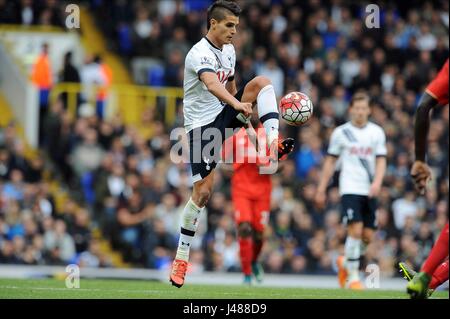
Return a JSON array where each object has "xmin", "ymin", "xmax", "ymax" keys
[
  {"xmin": 0, "ymin": 121, "xmax": 112, "ymax": 267},
  {"xmin": 1, "ymin": 0, "xmax": 449, "ymax": 279}
]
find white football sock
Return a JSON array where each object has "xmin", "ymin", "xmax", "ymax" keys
[
  {"xmin": 345, "ymin": 236, "xmax": 361, "ymax": 283},
  {"xmin": 175, "ymin": 198, "xmax": 203, "ymax": 262},
  {"xmin": 257, "ymin": 84, "xmax": 279, "ymax": 146}
]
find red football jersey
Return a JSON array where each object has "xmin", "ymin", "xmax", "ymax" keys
[
  {"xmin": 426, "ymin": 58, "xmax": 449, "ymax": 106},
  {"xmin": 223, "ymin": 126, "xmax": 272, "ymax": 200}
]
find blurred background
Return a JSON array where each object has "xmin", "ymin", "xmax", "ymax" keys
[{"xmin": 0, "ymin": 0, "xmax": 448, "ymax": 282}]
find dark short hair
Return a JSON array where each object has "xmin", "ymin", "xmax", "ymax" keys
[
  {"xmin": 207, "ymin": 0, "xmax": 241, "ymax": 30},
  {"xmin": 350, "ymin": 91, "xmax": 370, "ymax": 107}
]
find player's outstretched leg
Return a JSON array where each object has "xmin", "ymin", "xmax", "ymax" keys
[
  {"xmin": 421, "ymin": 223, "xmax": 449, "ymax": 276},
  {"xmin": 407, "ymin": 223, "xmax": 449, "ymax": 298},
  {"xmin": 399, "ymin": 259, "xmax": 449, "ymax": 298},
  {"xmin": 429, "ymin": 258, "xmax": 449, "ymax": 291},
  {"xmin": 241, "ymin": 76, "xmax": 295, "ymax": 161}
]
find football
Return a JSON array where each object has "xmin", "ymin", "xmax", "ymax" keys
[{"xmin": 279, "ymin": 91, "xmax": 313, "ymax": 126}]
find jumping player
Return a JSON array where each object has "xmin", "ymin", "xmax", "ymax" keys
[{"xmin": 169, "ymin": 0, "xmax": 294, "ymax": 288}]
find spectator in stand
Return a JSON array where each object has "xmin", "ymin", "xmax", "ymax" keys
[
  {"xmin": 59, "ymin": 51, "xmax": 81, "ymax": 111},
  {"xmin": 31, "ymin": 43, "xmax": 53, "ymax": 146}
]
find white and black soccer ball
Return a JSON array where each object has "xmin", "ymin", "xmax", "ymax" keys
[{"xmin": 279, "ymin": 91, "xmax": 313, "ymax": 126}]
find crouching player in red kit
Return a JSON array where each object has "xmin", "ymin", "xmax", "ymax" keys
[
  {"xmin": 222, "ymin": 114, "xmax": 293, "ymax": 285},
  {"xmin": 399, "ymin": 58, "xmax": 449, "ymax": 299}
]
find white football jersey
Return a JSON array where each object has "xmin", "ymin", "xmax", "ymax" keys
[
  {"xmin": 327, "ymin": 121, "xmax": 387, "ymax": 196},
  {"xmin": 183, "ymin": 37, "xmax": 236, "ymax": 132}
]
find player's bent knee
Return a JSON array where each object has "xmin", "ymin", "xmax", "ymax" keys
[
  {"xmin": 238, "ymin": 222, "xmax": 253, "ymax": 238},
  {"xmin": 254, "ymin": 75, "xmax": 271, "ymax": 90}
]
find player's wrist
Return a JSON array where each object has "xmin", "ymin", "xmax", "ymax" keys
[
  {"xmin": 371, "ymin": 182, "xmax": 381, "ymax": 188},
  {"xmin": 231, "ymin": 100, "xmax": 241, "ymax": 110}
]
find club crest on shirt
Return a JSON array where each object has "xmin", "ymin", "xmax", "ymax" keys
[
  {"xmin": 228, "ymin": 56, "xmax": 233, "ymax": 67},
  {"xmin": 200, "ymin": 56, "xmax": 215, "ymax": 66}
]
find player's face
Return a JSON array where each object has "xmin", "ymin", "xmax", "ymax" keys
[
  {"xmin": 211, "ymin": 15, "xmax": 239, "ymax": 45},
  {"xmin": 349, "ymin": 100, "xmax": 370, "ymax": 126}
]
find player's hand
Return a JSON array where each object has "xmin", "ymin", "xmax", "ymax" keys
[
  {"xmin": 368, "ymin": 183, "xmax": 381, "ymax": 198},
  {"xmin": 314, "ymin": 189, "xmax": 327, "ymax": 209},
  {"xmin": 234, "ymin": 102, "xmax": 252, "ymax": 117},
  {"xmin": 410, "ymin": 161, "xmax": 432, "ymax": 195}
]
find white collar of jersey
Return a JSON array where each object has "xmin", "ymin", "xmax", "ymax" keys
[{"xmin": 204, "ymin": 36, "xmax": 223, "ymax": 52}]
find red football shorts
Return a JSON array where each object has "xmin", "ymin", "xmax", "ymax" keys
[{"xmin": 233, "ymin": 196, "xmax": 270, "ymax": 233}]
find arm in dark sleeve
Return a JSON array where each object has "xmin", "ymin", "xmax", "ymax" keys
[{"xmin": 414, "ymin": 92, "xmax": 439, "ymax": 161}]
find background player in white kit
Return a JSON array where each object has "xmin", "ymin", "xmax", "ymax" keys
[
  {"xmin": 170, "ymin": 0, "xmax": 294, "ymax": 288},
  {"xmin": 315, "ymin": 92, "xmax": 387, "ymax": 290}
]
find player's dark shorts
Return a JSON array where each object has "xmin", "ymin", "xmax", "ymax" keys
[
  {"xmin": 341, "ymin": 194, "xmax": 377, "ymax": 229},
  {"xmin": 188, "ymin": 87, "xmax": 245, "ymax": 183}
]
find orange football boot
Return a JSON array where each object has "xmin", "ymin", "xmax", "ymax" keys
[
  {"xmin": 170, "ymin": 259, "xmax": 188, "ymax": 288},
  {"xmin": 336, "ymin": 255, "xmax": 348, "ymax": 288},
  {"xmin": 348, "ymin": 280, "xmax": 364, "ymax": 290},
  {"xmin": 269, "ymin": 137, "xmax": 295, "ymax": 162}
]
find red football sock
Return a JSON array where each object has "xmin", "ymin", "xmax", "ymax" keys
[
  {"xmin": 239, "ymin": 237, "xmax": 253, "ymax": 275},
  {"xmin": 421, "ymin": 223, "xmax": 449, "ymax": 276},
  {"xmin": 429, "ymin": 258, "xmax": 449, "ymax": 290},
  {"xmin": 252, "ymin": 238, "xmax": 263, "ymax": 263}
]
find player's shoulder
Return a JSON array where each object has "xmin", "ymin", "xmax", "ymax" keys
[
  {"xmin": 187, "ymin": 38, "xmax": 215, "ymax": 59},
  {"xmin": 333, "ymin": 122, "xmax": 351, "ymax": 134},
  {"xmin": 223, "ymin": 43, "xmax": 236, "ymax": 55},
  {"xmin": 367, "ymin": 121, "xmax": 385, "ymax": 134}
]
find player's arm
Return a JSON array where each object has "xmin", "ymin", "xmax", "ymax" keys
[
  {"xmin": 200, "ymin": 72, "xmax": 252, "ymax": 116},
  {"xmin": 370, "ymin": 129, "xmax": 387, "ymax": 198},
  {"xmin": 411, "ymin": 92, "xmax": 438, "ymax": 194},
  {"xmin": 369, "ymin": 156, "xmax": 386, "ymax": 198},
  {"xmin": 314, "ymin": 155, "xmax": 338, "ymax": 208},
  {"xmin": 315, "ymin": 128, "xmax": 341, "ymax": 208},
  {"xmin": 415, "ymin": 92, "xmax": 439, "ymax": 161}
]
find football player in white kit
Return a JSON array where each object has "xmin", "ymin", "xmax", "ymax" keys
[
  {"xmin": 170, "ymin": 0, "xmax": 294, "ymax": 288},
  {"xmin": 315, "ymin": 92, "xmax": 387, "ymax": 290}
]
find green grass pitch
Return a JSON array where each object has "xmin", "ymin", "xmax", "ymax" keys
[{"xmin": 0, "ymin": 278, "xmax": 448, "ymax": 299}]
